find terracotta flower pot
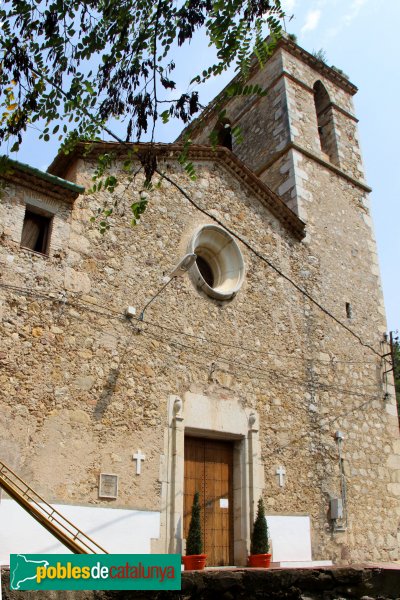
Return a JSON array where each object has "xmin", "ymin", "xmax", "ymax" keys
[
  {"xmin": 182, "ymin": 554, "xmax": 207, "ymax": 571},
  {"xmin": 248, "ymin": 553, "xmax": 272, "ymax": 568}
]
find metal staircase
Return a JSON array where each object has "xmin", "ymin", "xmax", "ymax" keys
[{"xmin": 0, "ymin": 459, "xmax": 108, "ymax": 554}]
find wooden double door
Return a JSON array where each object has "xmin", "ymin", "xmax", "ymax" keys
[{"xmin": 184, "ymin": 437, "xmax": 234, "ymax": 566}]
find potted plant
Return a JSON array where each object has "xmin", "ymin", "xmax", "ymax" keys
[
  {"xmin": 182, "ymin": 491, "xmax": 207, "ymax": 570},
  {"xmin": 248, "ymin": 497, "xmax": 272, "ymax": 568}
]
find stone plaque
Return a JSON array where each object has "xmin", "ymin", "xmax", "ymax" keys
[{"xmin": 99, "ymin": 473, "xmax": 118, "ymax": 499}]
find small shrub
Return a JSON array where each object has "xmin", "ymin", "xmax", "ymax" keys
[
  {"xmin": 186, "ymin": 491, "xmax": 203, "ymax": 555},
  {"xmin": 331, "ymin": 65, "xmax": 350, "ymax": 80},
  {"xmin": 250, "ymin": 497, "xmax": 270, "ymax": 555},
  {"xmin": 312, "ymin": 48, "xmax": 328, "ymax": 63}
]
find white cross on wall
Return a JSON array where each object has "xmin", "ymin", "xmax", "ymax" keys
[
  {"xmin": 276, "ymin": 466, "xmax": 286, "ymax": 487},
  {"xmin": 133, "ymin": 450, "xmax": 146, "ymax": 475}
]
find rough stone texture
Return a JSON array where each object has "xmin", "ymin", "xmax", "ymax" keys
[
  {"xmin": 186, "ymin": 44, "xmax": 367, "ymax": 200},
  {"xmin": 186, "ymin": 40, "xmax": 399, "ymax": 562},
  {"xmin": 189, "ymin": 51, "xmax": 291, "ymax": 173},
  {"xmin": 0, "ymin": 37, "xmax": 399, "ymax": 565},
  {"xmin": 2, "ymin": 566, "xmax": 400, "ymax": 600}
]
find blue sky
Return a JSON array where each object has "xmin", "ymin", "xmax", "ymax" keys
[
  {"xmin": 10, "ymin": 0, "xmax": 398, "ymax": 332},
  {"xmin": 281, "ymin": 0, "xmax": 400, "ymax": 334}
]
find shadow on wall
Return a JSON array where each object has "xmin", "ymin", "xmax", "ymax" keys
[{"xmin": 94, "ymin": 368, "xmax": 119, "ymax": 421}]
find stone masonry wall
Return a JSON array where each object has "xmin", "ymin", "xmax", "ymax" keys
[
  {"xmin": 186, "ymin": 51, "xmax": 290, "ymax": 174},
  {"xmin": 180, "ymin": 40, "xmax": 399, "ymax": 560},
  {"xmin": 0, "ymin": 146, "xmax": 399, "ymax": 564},
  {"xmin": 188, "ymin": 44, "xmax": 367, "ymax": 209},
  {"xmin": 2, "ymin": 565, "xmax": 400, "ymax": 600}
]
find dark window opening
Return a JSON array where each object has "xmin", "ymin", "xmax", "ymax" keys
[
  {"xmin": 313, "ymin": 80, "xmax": 339, "ymax": 166},
  {"xmin": 196, "ymin": 256, "xmax": 214, "ymax": 288},
  {"xmin": 219, "ymin": 123, "xmax": 232, "ymax": 150},
  {"xmin": 212, "ymin": 121, "xmax": 232, "ymax": 151},
  {"xmin": 346, "ymin": 302, "xmax": 353, "ymax": 319},
  {"xmin": 21, "ymin": 209, "xmax": 52, "ymax": 255}
]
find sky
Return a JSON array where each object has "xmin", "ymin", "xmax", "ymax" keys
[
  {"xmin": 279, "ymin": 0, "xmax": 400, "ymax": 334},
  {"xmin": 7, "ymin": 0, "xmax": 399, "ymax": 333}
]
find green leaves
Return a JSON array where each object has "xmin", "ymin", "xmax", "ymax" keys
[
  {"xmin": 225, "ymin": 82, "xmax": 267, "ymax": 98},
  {"xmin": 0, "ymin": 0, "xmax": 284, "ymax": 230},
  {"xmin": 178, "ymin": 136, "xmax": 197, "ymax": 181},
  {"xmin": 131, "ymin": 196, "xmax": 148, "ymax": 226},
  {"xmin": 186, "ymin": 491, "xmax": 203, "ymax": 556},
  {"xmin": 0, "ymin": 0, "xmax": 284, "ymax": 156},
  {"xmin": 251, "ymin": 498, "xmax": 270, "ymax": 555},
  {"xmin": 160, "ymin": 110, "xmax": 170, "ymax": 124},
  {"xmin": 89, "ymin": 207, "xmax": 112, "ymax": 235},
  {"xmin": 89, "ymin": 175, "xmax": 117, "ymax": 194}
]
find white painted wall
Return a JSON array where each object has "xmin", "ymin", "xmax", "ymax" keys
[
  {"xmin": 266, "ymin": 515, "xmax": 312, "ymax": 562},
  {"xmin": 0, "ymin": 500, "xmax": 313, "ymax": 565},
  {"xmin": 0, "ymin": 499, "xmax": 160, "ymax": 564}
]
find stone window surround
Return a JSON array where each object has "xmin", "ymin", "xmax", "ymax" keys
[
  {"xmin": 188, "ymin": 224, "xmax": 246, "ymax": 301},
  {"xmin": 21, "ymin": 205, "xmax": 54, "ymax": 257},
  {"xmin": 154, "ymin": 393, "xmax": 264, "ymax": 566},
  {"xmin": 18, "ymin": 196, "xmax": 59, "ymax": 257},
  {"xmin": 313, "ymin": 80, "xmax": 340, "ymax": 168},
  {"xmin": 13, "ymin": 192, "xmax": 73, "ymax": 259}
]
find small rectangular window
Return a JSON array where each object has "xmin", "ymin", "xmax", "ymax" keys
[
  {"xmin": 346, "ymin": 302, "xmax": 353, "ymax": 319},
  {"xmin": 21, "ymin": 207, "xmax": 53, "ymax": 255}
]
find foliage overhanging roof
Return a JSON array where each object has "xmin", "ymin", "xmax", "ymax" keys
[
  {"xmin": 48, "ymin": 140, "xmax": 306, "ymax": 240},
  {"xmin": 177, "ymin": 35, "xmax": 357, "ymax": 142}
]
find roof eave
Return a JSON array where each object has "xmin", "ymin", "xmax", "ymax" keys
[
  {"xmin": 1, "ymin": 156, "xmax": 84, "ymax": 201},
  {"xmin": 47, "ymin": 141, "xmax": 306, "ymax": 240}
]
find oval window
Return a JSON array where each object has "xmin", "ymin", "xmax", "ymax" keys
[{"xmin": 188, "ymin": 225, "xmax": 245, "ymax": 300}]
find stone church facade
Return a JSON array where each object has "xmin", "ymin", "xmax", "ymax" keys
[{"xmin": 0, "ymin": 36, "xmax": 399, "ymax": 565}]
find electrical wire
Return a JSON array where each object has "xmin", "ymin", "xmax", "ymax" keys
[
  {"xmin": 140, "ymin": 315, "xmax": 378, "ymax": 365},
  {"xmin": 139, "ymin": 325, "xmax": 383, "ymax": 398},
  {"xmin": 0, "ymin": 281, "xmax": 381, "ymax": 367},
  {"xmin": 125, "ymin": 326, "xmax": 383, "ymax": 459},
  {"xmin": 0, "ymin": 282, "xmax": 386, "ymax": 460},
  {"xmin": 265, "ymin": 397, "xmax": 379, "ymax": 458},
  {"xmin": 0, "ymin": 282, "xmax": 123, "ymax": 319},
  {"xmin": 1, "ymin": 280, "xmax": 383, "ymax": 396},
  {"xmin": 3, "ymin": 46, "xmax": 384, "ymax": 362},
  {"xmin": 156, "ymin": 169, "xmax": 383, "ymax": 360},
  {"xmin": 1, "ymin": 279, "xmax": 383, "ymax": 401}
]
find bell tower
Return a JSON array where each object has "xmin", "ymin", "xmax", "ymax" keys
[
  {"xmin": 181, "ymin": 37, "xmax": 400, "ymax": 563},
  {"xmin": 188, "ymin": 37, "xmax": 368, "ymax": 215},
  {"xmin": 186, "ymin": 35, "xmax": 387, "ymax": 340}
]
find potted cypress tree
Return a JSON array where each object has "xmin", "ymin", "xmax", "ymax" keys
[
  {"xmin": 182, "ymin": 491, "xmax": 207, "ymax": 570},
  {"xmin": 248, "ymin": 497, "xmax": 272, "ymax": 568}
]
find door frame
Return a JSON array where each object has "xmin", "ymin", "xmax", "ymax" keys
[{"xmin": 154, "ymin": 392, "xmax": 264, "ymax": 567}]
